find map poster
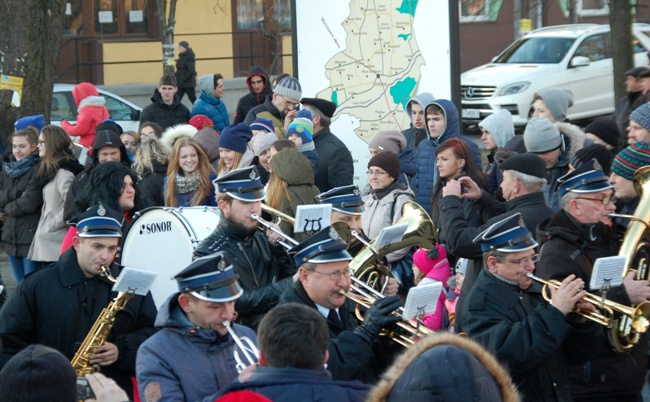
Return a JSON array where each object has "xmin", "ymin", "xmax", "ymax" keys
[{"xmin": 294, "ymin": 0, "xmax": 452, "ymax": 189}]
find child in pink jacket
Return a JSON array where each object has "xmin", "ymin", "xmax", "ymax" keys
[
  {"xmin": 412, "ymin": 245, "xmax": 452, "ymax": 330},
  {"xmin": 61, "ymin": 82, "xmax": 110, "ymax": 148}
]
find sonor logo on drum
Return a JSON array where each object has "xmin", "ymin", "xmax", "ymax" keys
[{"xmin": 140, "ymin": 221, "xmax": 173, "ymax": 235}]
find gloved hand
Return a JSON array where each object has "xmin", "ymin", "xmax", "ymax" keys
[{"xmin": 354, "ymin": 295, "xmax": 402, "ymax": 344}]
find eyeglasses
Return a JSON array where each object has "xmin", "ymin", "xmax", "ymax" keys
[
  {"xmin": 575, "ymin": 195, "xmax": 617, "ymax": 205},
  {"xmin": 281, "ymin": 96, "xmax": 300, "ymax": 109},
  {"xmin": 497, "ymin": 254, "xmax": 539, "ymax": 266},
  {"xmin": 309, "ymin": 268, "xmax": 351, "ymax": 281},
  {"xmin": 366, "ymin": 170, "xmax": 388, "ymax": 177}
]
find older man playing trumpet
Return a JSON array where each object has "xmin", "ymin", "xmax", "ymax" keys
[{"xmin": 459, "ymin": 213, "xmax": 603, "ymax": 402}]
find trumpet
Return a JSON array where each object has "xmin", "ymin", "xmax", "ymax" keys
[
  {"xmin": 223, "ymin": 320, "xmax": 259, "ymax": 373},
  {"xmin": 338, "ymin": 276, "xmax": 432, "ymax": 348},
  {"xmin": 250, "ymin": 213, "xmax": 299, "ymax": 249},
  {"xmin": 261, "ymin": 204, "xmax": 295, "ymax": 226},
  {"xmin": 526, "ymin": 273, "xmax": 650, "ymax": 334}
]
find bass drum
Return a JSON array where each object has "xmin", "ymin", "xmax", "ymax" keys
[{"xmin": 120, "ymin": 206, "xmax": 220, "ymax": 308}]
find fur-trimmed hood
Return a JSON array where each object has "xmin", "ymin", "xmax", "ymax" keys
[
  {"xmin": 159, "ymin": 124, "xmax": 198, "ymax": 152},
  {"xmin": 367, "ymin": 333, "xmax": 520, "ymax": 402},
  {"xmin": 556, "ymin": 121, "xmax": 585, "ymax": 163}
]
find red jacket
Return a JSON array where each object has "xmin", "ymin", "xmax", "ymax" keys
[{"xmin": 61, "ymin": 83, "xmax": 110, "ymax": 148}]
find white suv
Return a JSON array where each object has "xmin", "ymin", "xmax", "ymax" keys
[{"xmin": 461, "ymin": 23, "xmax": 650, "ymax": 129}]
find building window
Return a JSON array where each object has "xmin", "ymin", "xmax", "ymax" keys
[
  {"xmin": 459, "ymin": 0, "xmax": 503, "ymax": 23},
  {"xmin": 63, "ymin": 0, "xmax": 85, "ymax": 35},
  {"xmin": 562, "ymin": 0, "xmax": 609, "ymax": 17},
  {"xmin": 237, "ymin": 0, "xmax": 264, "ymax": 29}
]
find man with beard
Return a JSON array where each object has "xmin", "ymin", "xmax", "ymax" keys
[
  {"xmin": 193, "ymin": 166, "xmax": 297, "ymax": 329},
  {"xmin": 244, "ymin": 76, "xmax": 302, "ymax": 139}
]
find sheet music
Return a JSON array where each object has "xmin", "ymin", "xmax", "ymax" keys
[
  {"xmin": 589, "ymin": 256, "xmax": 626, "ymax": 290},
  {"xmin": 375, "ymin": 222, "xmax": 409, "ymax": 250},
  {"xmin": 403, "ymin": 281, "xmax": 442, "ymax": 319},
  {"xmin": 294, "ymin": 204, "xmax": 332, "ymax": 233},
  {"xmin": 113, "ymin": 267, "xmax": 158, "ymax": 296}
]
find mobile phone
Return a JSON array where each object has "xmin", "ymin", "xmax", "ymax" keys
[{"xmin": 77, "ymin": 377, "xmax": 96, "ymax": 400}]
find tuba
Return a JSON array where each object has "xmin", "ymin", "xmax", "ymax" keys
[
  {"xmin": 349, "ymin": 201, "xmax": 436, "ymax": 291},
  {"xmin": 609, "ymin": 165, "xmax": 650, "ymax": 353}
]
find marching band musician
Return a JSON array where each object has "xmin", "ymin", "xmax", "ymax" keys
[
  {"xmin": 536, "ymin": 160, "xmax": 650, "ymax": 401},
  {"xmin": 0, "ymin": 205, "xmax": 157, "ymax": 399},
  {"xmin": 279, "ymin": 227, "xmax": 402, "ymax": 382},
  {"xmin": 136, "ymin": 252, "xmax": 257, "ymax": 402},
  {"xmin": 459, "ymin": 213, "xmax": 603, "ymax": 402},
  {"xmin": 194, "ymin": 166, "xmax": 298, "ymax": 329},
  {"xmin": 316, "ymin": 185, "xmax": 399, "ymax": 297}
]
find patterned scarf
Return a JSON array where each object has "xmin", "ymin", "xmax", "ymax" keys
[{"xmin": 175, "ymin": 173, "xmax": 201, "ymax": 194}]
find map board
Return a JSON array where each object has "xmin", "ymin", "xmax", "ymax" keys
[{"xmin": 295, "ymin": 0, "xmax": 453, "ymax": 189}]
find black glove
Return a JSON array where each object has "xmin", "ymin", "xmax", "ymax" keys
[{"xmin": 354, "ymin": 295, "xmax": 402, "ymax": 344}]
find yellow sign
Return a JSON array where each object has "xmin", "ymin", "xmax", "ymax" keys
[
  {"xmin": 519, "ymin": 19, "xmax": 532, "ymax": 36},
  {"xmin": 0, "ymin": 75, "xmax": 24, "ymax": 107}
]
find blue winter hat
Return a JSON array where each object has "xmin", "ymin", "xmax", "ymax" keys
[
  {"xmin": 286, "ymin": 109, "xmax": 314, "ymax": 144},
  {"xmin": 473, "ymin": 213, "xmax": 537, "ymax": 253},
  {"xmin": 219, "ymin": 123, "xmax": 253, "ymax": 154},
  {"xmin": 250, "ymin": 118, "xmax": 275, "ymax": 133},
  {"xmin": 631, "ymin": 103, "xmax": 650, "ymax": 133},
  {"xmin": 14, "ymin": 115, "xmax": 45, "ymax": 132}
]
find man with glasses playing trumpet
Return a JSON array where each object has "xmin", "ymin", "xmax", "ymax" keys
[
  {"xmin": 458, "ymin": 213, "xmax": 604, "ymax": 402},
  {"xmin": 280, "ymin": 227, "xmax": 403, "ymax": 382},
  {"xmin": 136, "ymin": 252, "xmax": 258, "ymax": 402},
  {"xmin": 536, "ymin": 159, "xmax": 650, "ymax": 402},
  {"xmin": 194, "ymin": 166, "xmax": 298, "ymax": 330}
]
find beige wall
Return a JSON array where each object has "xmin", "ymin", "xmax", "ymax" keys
[{"xmin": 102, "ymin": 0, "xmax": 236, "ymax": 85}]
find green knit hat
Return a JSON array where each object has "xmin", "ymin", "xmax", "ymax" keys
[{"xmin": 611, "ymin": 141, "xmax": 650, "ymax": 180}]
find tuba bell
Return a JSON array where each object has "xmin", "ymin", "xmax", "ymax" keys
[
  {"xmin": 348, "ymin": 201, "xmax": 436, "ymax": 292},
  {"xmin": 609, "ymin": 165, "xmax": 650, "ymax": 353}
]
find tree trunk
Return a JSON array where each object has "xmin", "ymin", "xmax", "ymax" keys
[
  {"xmin": 158, "ymin": 0, "xmax": 178, "ymax": 77},
  {"xmin": 0, "ymin": 0, "xmax": 66, "ymax": 148},
  {"xmin": 609, "ymin": 1, "xmax": 634, "ymax": 101}
]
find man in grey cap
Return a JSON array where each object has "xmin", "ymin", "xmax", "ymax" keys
[
  {"xmin": 613, "ymin": 66, "xmax": 649, "ymax": 143},
  {"xmin": 136, "ymin": 252, "xmax": 257, "ymax": 402},
  {"xmin": 523, "ymin": 116, "xmax": 582, "ymax": 211},
  {"xmin": 244, "ymin": 76, "xmax": 302, "ymax": 139},
  {"xmin": 459, "ymin": 213, "xmax": 603, "ymax": 402}
]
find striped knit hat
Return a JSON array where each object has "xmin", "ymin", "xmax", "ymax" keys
[
  {"xmin": 611, "ymin": 141, "xmax": 650, "ymax": 180},
  {"xmin": 286, "ymin": 109, "xmax": 314, "ymax": 144}
]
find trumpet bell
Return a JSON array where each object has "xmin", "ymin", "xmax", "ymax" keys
[{"xmin": 632, "ymin": 302, "xmax": 650, "ymax": 334}]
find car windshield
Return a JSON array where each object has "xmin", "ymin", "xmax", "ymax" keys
[{"xmin": 495, "ymin": 37, "xmax": 576, "ymax": 64}]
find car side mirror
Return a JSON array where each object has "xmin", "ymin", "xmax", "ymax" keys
[{"xmin": 570, "ymin": 56, "xmax": 590, "ymax": 68}]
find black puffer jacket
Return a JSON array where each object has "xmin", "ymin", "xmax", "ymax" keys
[
  {"xmin": 537, "ymin": 210, "xmax": 648, "ymax": 400},
  {"xmin": 313, "ymin": 127, "xmax": 354, "ymax": 192},
  {"xmin": 175, "ymin": 48, "xmax": 196, "ymax": 88},
  {"xmin": 139, "ymin": 89, "xmax": 190, "ymax": 131},
  {"xmin": 234, "ymin": 66, "xmax": 272, "ymax": 124},
  {"xmin": 0, "ymin": 153, "xmax": 43, "ymax": 256},
  {"xmin": 193, "ymin": 221, "xmax": 296, "ymax": 329},
  {"xmin": 138, "ymin": 160, "xmax": 168, "ymax": 207}
]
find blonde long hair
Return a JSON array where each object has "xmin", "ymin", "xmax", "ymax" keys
[
  {"xmin": 165, "ymin": 137, "xmax": 215, "ymax": 206},
  {"xmin": 217, "ymin": 150, "xmax": 244, "ymax": 175},
  {"xmin": 265, "ymin": 172, "xmax": 289, "ymax": 210}
]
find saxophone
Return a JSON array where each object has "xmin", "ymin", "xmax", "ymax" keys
[{"xmin": 71, "ymin": 266, "xmax": 135, "ymax": 377}]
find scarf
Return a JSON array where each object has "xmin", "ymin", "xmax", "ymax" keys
[
  {"xmin": 372, "ymin": 180, "xmax": 406, "ymax": 201},
  {"xmin": 175, "ymin": 173, "xmax": 201, "ymax": 194},
  {"xmin": 3, "ymin": 153, "xmax": 39, "ymax": 178}
]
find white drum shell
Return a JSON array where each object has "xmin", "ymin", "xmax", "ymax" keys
[{"xmin": 120, "ymin": 207, "xmax": 221, "ymax": 308}]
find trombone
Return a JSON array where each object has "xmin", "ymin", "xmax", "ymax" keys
[
  {"xmin": 526, "ymin": 273, "xmax": 650, "ymax": 334},
  {"xmin": 223, "ymin": 320, "xmax": 259, "ymax": 373}
]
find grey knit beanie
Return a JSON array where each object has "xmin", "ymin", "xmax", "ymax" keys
[
  {"xmin": 274, "ymin": 76, "xmax": 302, "ymax": 101},
  {"xmin": 524, "ymin": 117, "xmax": 562, "ymax": 153},
  {"xmin": 369, "ymin": 130, "xmax": 407, "ymax": 154},
  {"xmin": 536, "ymin": 88, "xmax": 574, "ymax": 122},
  {"xmin": 199, "ymin": 74, "xmax": 215, "ymax": 94},
  {"xmin": 631, "ymin": 103, "xmax": 650, "ymax": 132},
  {"xmin": 478, "ymin": 110, "xmax": 515, "ymax": 148}
]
